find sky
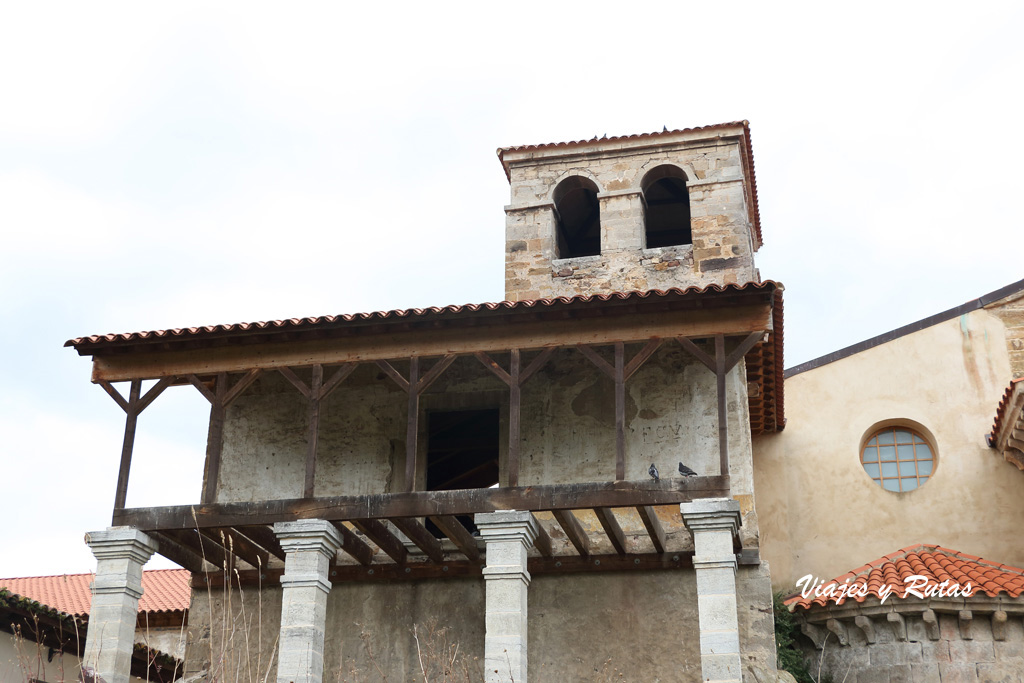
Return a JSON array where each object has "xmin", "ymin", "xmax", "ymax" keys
[{"xmin": 1, "ymin": 2, "xmax": 1022, "ymax": 578}]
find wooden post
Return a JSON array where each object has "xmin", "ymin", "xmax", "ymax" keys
[
  {"xmin": 189, "ymin": 370, "xmax": 262, "ymax": 505},
  {"xmin": 405, "ymin": 357, "xmax": 420, "ymax": 492},
  {"xmin": 304, "ymin": 364, "xmax": 324, "ymax": 499},
  {"xmin": 714, "ymin": 335, "xmax": 729, "ymax": 479},
  {"xmin": 99, "ymin": 377, "xmax": 173, "ymax": 515},
  {"xmin": 508, "ymin": 349, "xmax": 521, "ymax": 487},
  {"xmin": 614, "ymin": 342, "xmax": 626, "ymax": 481},
  {"xmin": 114, "ymin": 379, "xmax": 142, "ymax": 511}
]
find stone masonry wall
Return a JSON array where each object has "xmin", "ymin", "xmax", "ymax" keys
[
  {"xmin": 504, "ymin": 139, "xmax": 759, "ymax": 301},
  {"xmin": 985, "ymin": 288, "xmax": 1024, "ymax": 379},
  {"xmin": 183, "ymin": 565, "xmax": 777, "ymax": 682},
  {"xmin": 800, "ymin": 610, "xmax": 1024, "ymax": 683}
]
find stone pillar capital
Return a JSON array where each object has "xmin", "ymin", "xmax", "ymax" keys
[
  {"xmin": 475, "ymin": 510, "xmax": 539, "ymax": 548},
  {"xmin": 85, "ymin": 527, "xmax": 159, "ymax": 564},
  {"xmin": 680, "ymin": 498, "xmax": 742, "ymax": 534},
  {"xmin": 274, "ymin": 520, "xmax": 343, "ymax": 557}
]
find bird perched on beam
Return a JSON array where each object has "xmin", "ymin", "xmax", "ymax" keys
[
  {"xmin": 648, "ymin": 463, "xmax": 660, "ymax": 481},
  {"xmin": 678, "ymin": 462, "xmax": 698, "ymax": 477}
]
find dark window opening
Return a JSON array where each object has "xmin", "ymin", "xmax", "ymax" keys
[
  {"xmin": 425, "ymin": 408, "xmax": 500, "ymax": 537},
  {"xmin": 642, "ymin": 165, "xmax": 692, "ymax": 248},
  {"xmin": 553, "ymin": 176, "xmax": 601, "ymax": 258}
]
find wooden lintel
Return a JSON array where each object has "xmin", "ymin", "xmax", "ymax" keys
[
  {"xmin": 351, "ymin": 519, "xmax": 408, "ymax": 565},
  {"xmin": 90, "ymin": 304, "xmax": 774, "ymax": 382},
  {"xmin": 552, "ymin": 509, "xmax": 590, "ymax": 556},
  {"xmin": 594, "ymin": 507, "xmax": 627, "ymax": 555},
  {"xmin": 390, "ymin": 517, "xmax": 445, "ymax": 564},
  {"xmin": 332, "ymin": 522, "xmax": 375, "ymax": 566},
  {"xmin": 429, "ymin": 515, "xmax": 481, "ymax": 562},
  {"xmin": 113, "ymin": 476, "xmax": 730, "ymax": 530},
  {"xmin": 636, "ymin": 505, "xmax": 667, "ymax": 554}
]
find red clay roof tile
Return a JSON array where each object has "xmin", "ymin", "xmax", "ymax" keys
[
  {"xmin": 0, "ymin": 569, "xmax": 190, "ymax": 617},
  {"xmin": 785, "ymin": 544, "xmax": 1024, "ymax": 611}
]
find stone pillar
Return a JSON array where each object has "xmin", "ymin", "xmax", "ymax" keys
[
  {"xmin": 475, "ymin": 511, "xmax": 539, "ymax": 683},
  {"xmin": 274, "ymin": 520, "xmax": 342, "ymax": 683},
  {"xmin": 681, "ymin": 498, "xmax": 743, "ymax": 683},
  {"xmin": 83, "ymin": 527, "xmax": 159, "ymax": 683}
]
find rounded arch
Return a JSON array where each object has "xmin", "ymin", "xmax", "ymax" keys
[
  {"xmin": 548, "ymin": 169, "xmax": 603, "ymax": 201},
  {"xmin": 552, "ymin": 174, "xmax": 601, "ymax": 259},
  {"xmin": 641, "ymin": 164, "xmax": 692, "ymax": 249},
  {"xmin": 636, "ymin": 160, "xmax": 695, "ymax": 190}
]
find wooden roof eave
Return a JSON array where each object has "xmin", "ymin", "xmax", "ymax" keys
[{"xmin": 88, "ymin": 297, "xmax": 776, "ymax": 383}]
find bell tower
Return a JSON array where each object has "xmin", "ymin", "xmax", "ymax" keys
[{"xmin": 497, "ymin": 121, "xmax": 763, "ymax": 301}]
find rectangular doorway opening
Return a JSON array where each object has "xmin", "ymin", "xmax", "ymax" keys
[{"xmin": 425, "ymin": 408, "xmax": 500, "ymax": 537}]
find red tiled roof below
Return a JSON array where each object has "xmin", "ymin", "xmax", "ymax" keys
[
  {"xmin": 0, "ymin": 569, "xmax": 190, "ymax": 617},
  {"xmin": 989, "ymin": 377, "xmax": 1024, "ymax": 446},
  {"xmin": 785, "ymin": 545, "xmax": 1024, "ymax": 611}
]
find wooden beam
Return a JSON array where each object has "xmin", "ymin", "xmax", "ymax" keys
[
  {"xmin": 623, "ymin": 338, "xmax": 662, "ymax": 381},
  {"xmin": 390, "ymin": 517, "xmax": 445, "ymax": 563},
  {"xmin": 724, "ymin": 331, "xmax": 765, "ymax": 372},
  {"xmin": 236, "ymin": 524, "xmax": 285, "ymax": 561},
  {"xmin": 519, "ymin": 347, "xmax": 556, "ymax": 385},
  {"xmin": 351, "ymin": 519, "xmax": 408, "ymax": 565},
  {"xmin": 91, "ymin": 303, "xmax": 775, "ymax": 381},
  {"xmin": 114, "ymin": 476, "xmax": 731, "ymax": 530},
  {"xmin": 594, "ymin": 507, "xmax": 627, "ymax": 555},
  {"xmin": 374, "ymin": 359, "xmax": 410, "ymax": 392},
  {"xmin": 162, "ymin": 529, "xmax": 228, "ymax": 570},
  {"xmin": 152, "ymin": 532, "xmax": 208, "ymax": 573},
  {"xmin": 417, "ymin": 354, "xmax": 457, "ymax": 393},
  {"xmin": 203, "ymin": 549, "xmax": 760, "ymax": 588},
  {"xmin": 199, "ymin": 528, "xmax": 270, "ymax": 571},
  {"xmin": 676, "ymin": 336, "xmax": 716, "ymax": 372},
  {"xmin": 331, "ymin": 522, "xmax": 375, "ymax": 566},
  {"xmin": 636, "ymin": 506, "xmax": 667, "ymax": 554},
  {"xmin": 429, "ymin": 515, "xmax": 481, "ymax": 562},
  {"xmin": 532, "ymin": 517, "xmax": 553, "ymax": 558},
  {"xmin": 552, "ymin": 509, "xmax": 590, "ymax": 556},
  {"xmin": 576, "ymin": 344, "xmax": 614, "ymax": 379},
  {"xmin": 200, "ymin": 373, "xmax": 227, "ymax": 504},
  {"xmin": 320, "ymin": 363, "xmax": 357, "ymax": 399},
  {"xmin": 475, "ymin": 351, "xmax": 511, "ymax": 385}
]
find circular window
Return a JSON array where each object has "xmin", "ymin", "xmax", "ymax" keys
[{"xmin": 861, "ymin": 426, "xmax": 935, "ymax": 492}]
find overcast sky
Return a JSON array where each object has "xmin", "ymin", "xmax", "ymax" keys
[{"xmin": 2, "ymin": 2, "xmax": 1022, "ymax": 578}]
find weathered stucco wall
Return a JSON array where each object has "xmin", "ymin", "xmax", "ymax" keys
[
  {"xmin": 504, "ymin": 139, "xmax": 759, "ymax": 301},
  {"xmin": 0, "ymin": 629, "xmax": 165, "ymax": 683},
  {"xmin": 754, "ymin": 309, "xmax": 1024, "ymax": 590},
  {"xmin": 184, "ymin": 564, "xmax": 776, "ymax": 682}
]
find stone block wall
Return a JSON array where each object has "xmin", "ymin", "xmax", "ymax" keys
[
  {"xmin": 503, "ymin": 137, "xmax": 759, "ymax": 302},
  {"xmin": 985, "ymin": 288, "xmax": 1024, "ymax": 379},
  {"xmin": 799, "ymin": 609, "xmax": 1024, "ymax": 683},
  {"xmin": 184, "ymin": 565, "xmax": 777, "ymax": 682}
]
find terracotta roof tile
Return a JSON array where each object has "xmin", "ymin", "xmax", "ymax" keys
[
  {"xmin": 784, "ymin": 544, "xmax": 1024, "ymax": 611},
  {"xmin": 65, "ymin": 281, "xmax": 781, "ymax": 351},
  {"xmin": 989, "ymin": 377, "xmax": 1024, "ymax": 446},
  {"xmin": 0, "ymin": 569, "xmax": 190, "ymax": 617}
]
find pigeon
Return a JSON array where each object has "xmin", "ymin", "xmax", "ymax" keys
[
  {"xmin": 648, "ymin": 463, "xmax": 660, "ymax": 481},
  {"xmin": 663, "ymin": 125, "xmax": 668, "ymax": 132},
  {"xmin": 678, "ymin": 462, "xmax": 698, "ymax": 477}
]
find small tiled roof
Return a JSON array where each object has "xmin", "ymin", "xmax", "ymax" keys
[
  {"xmin": 989, "ymin": 377, "xmax": 1024, "ymax": 446},
  {"xmin": 0, "ymin": 569, "xmax": 190, "ymax": 617},
  {"xmin": 65, "ymin": 281, "xmax": 781, "ymax": 352},
  {"xmin": 496, "ymin": 120, "xmax": 762, "ymax": 247},
  {"xmin": 785, "ymin": 545, "xmax": 1024, "ymax": 611}
]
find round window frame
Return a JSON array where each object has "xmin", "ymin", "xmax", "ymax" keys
[{"xmin": 859, "ymin": 419, "xmax": 938, "ymax": 493}]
